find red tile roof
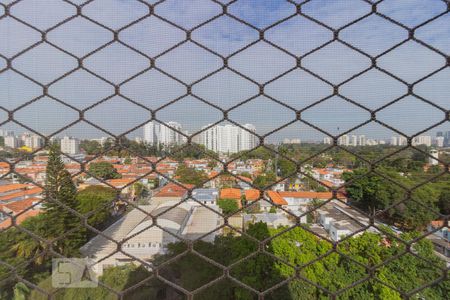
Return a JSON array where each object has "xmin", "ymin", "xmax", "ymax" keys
[
  {"xmin": 245, "ymin": 189, "xmax": 261, "ymax": 201},
  {"xmin": 220, "ymin": 188, "xmax": 242, "ymax": 200},
  {"xmin": 0, "ymin": 184, "xmax": 30, "ymax": 194},
  {"xmin": 1, "ymin": 198, "xmax": 41, "ymax": 214},
  {"xmin": 0, "ymin": 187, "xmax": 43, "ymax": 202},
  {"xmin": 154, "ymin": 183, "xmax": 193, "ymax": 198},
  {"xmin": 0, "ymin": 209, "xmax": 41, "ymax": 229},
  {"xmin": 267, "ymin": 191, "xmax": 288, "ymax": 205}
]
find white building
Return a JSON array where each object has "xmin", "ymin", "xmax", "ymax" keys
[
  {"xmin": 0, "ymin": 130, "xmax": 14, "ymax": 137},
  {"xmin": 143, "ymin": 121, "xmax": 185, "ymax": 146},
  {"xmin": 143, "ymin": 122, "xmax": 158, "ymax": 144},
  {"xmin": 23, "ymin": 135, "xmax": 44, "ymax": 149},
  {"xmin": 413, "ymin": 135, "xmax": 432, "ymax": 147},
  {"xmin": 60, "ymin": 136, "xmax": 80, "ymax": 155},
  {"xmin": 80, "ymin": 201, "xmax": 222, "ymax": 275},
  {"xmin": 358, "ymin": 135, "xmax": 366, "ymax": 146},
  {"xmin": 323, "ymin": 136, "xmax": 332, "ymax": 145},
  {"xmin": 160, "ymin": 122, "xmax": 184, "ymax": 145},
  {"xmin": 200, "ymin": 123, "xmax": 257, "ymax": 154},
  {"xmin": 4, "ymin": 136, "xmax": 20, "ymax": 149},
  {"xmin": 390, "ymin": 136, "xmax": 398, "ymax": 146},
  {"xmin": 338, "ymin": 135, "xmax": 350, "ymax": 146},
  {"xmin": 435, "ymin": 136, "xmax": 444, "ymax": 148},
  {"xmin": 91, "ymin": 137, "xmax": 109, "ymax": 146},
  {"xmin": 350, "ymin": 135, "xmax": 357, "ymax": 146},
  {"xmin": 398, "ymin": 136, "xmax": 407, "ymax": 146},
  {"xmin": 283, "ymin": 138, "xmax": 301, "ymax": 144},
  {"xmin": 429, "ymin": 149, "xmax": 439, "ymax": 166}
]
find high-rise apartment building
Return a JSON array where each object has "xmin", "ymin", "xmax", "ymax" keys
[
  {"xmin": 323, "ymin": 137, "xmax": 332, "ymax": 145},
  {"xmin": 435, "ymin": 136, "xmax": 444, "ymax": 148},
  {"xmin": 143, "ymin": 121, "xmax": 185, "ymax": 146},
  {"xmin": 338, "ymin": 135, "xmax": 350, "ymax": 146},
  {"xmin": 412, "ymin": 135, "xmax": 432, "ymax": 147},
  {"xmin": 398, "ymin": 136, "xmax": 407, "ymax": 146},
  {"xmin": 0, "ymin": 130, "xmax": 14, "ymax": 137},
  {"xmin": 390, "ymin": 136, "xmax": 398, "ymax": 146},
  {"xmin": 358, "ymin": 135, "xmax": 366, "ymax": 146},
  {"xmin": 60, "ymin": 136, "xmax": 80, "ymax": 155},
  {"xmin": 4, "ymin": 136, "xmax": 20, "ymax": 149},
  {"xmin": 443, "ymin": 131, "xmax": 450, "ymax": 147},
  {"xmin": 23, "ymin": 134, "xmax": 44, "ymax": 149},
  {"xmin": 200, "ymin": 123, "xmax": 257, "ymax": 153}
]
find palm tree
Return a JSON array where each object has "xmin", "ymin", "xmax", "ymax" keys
[{"xmin": 12, "ymin": 237, "xmax": 49, "ymax": 266}]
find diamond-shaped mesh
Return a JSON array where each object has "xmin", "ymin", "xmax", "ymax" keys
[{"xmin": 0, "ymin": 0, "xmax": 449, "ymax": 299}]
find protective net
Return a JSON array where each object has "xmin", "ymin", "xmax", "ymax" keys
[{"xmin": 0, "ymin": 0, "xmax": 449, "ymax": 299}]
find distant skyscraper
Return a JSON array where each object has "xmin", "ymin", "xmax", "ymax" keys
[
  {"xmin": 323, "ymin": 137, "xmax": 332, "ymax": 145},
  {"xmin": 358, "ymin": 135, "xmax": 366, "ymax": 146},
  {"xmin": 23, "ymin": 134, "xmax": 44, "ymax": 149},
  {"xmin": 143, "ymin": 121, "xmax": 185, "ymax": 146},
  {"xmin": 398, "ymin": 136, "xmax": 407, "ymax": 146},
  {"xmin": 160, "ymin": 122, "xmax": 184, "ymax": 146},
  {"xmin": 60, "ymin": 136, "xmax": 80, "ymax": 155},
  {"xmin": 200, "ymin": 123, "xmax": 257, "ymax": 153},
  {"xmin": 445, "ymin": 131, "xmax": 450, "ymax": 146},
  {"xmin": 338, "ymin": 135, "xmax": 350, "ymax": 146},
  {"xmin": 240, "ymin": 124, "xmax": 257, "ymax": 150},
  {"xmin": 390, "ymin": 136, "xmax": 398, "ymax": 146},
  {"xmin": 0, "ymin": 130, "xmax": 14, "ymax": 137},
  {"xmin": 143, "ymin": 122, "xmax": 158, "ymax": 145},
  {"xmin": 4, "ymin": 136, "xmax": 20, "ymax": 149},
  {"xmin": 351, "ymin": 135, "xmax": 357, "ymax": 146},
  {"xmin": 435, "ymin": 136, "xmax": 444, "ymax": 148},
  {"xmin": 412, "ymin": 135, "xmax": 432, "ymax": 147}
]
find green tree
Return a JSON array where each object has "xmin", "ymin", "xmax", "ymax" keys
[
  {"xmin": 218, "ymin": 198, "xmax": 239, "ymax": 215},
  {"xmin": 43, "ymin": 144, "xmax": 84, "ymax": 255},
  {"xmin": 80, "ymin": 140, "xmax": 102, "ymax": 155},
  {"xmin": 253, "ymin": 172, "xmax": 276, "ymax": 189},
  {"xmin": 278, "ymin": 158, "xmax": 296, "ymax": 178},
  {"xmin": 88, "ymin": 162, "xmax": 121, "ymax": 180},
  {"xmin": 30, "ymin": 264, "xmax": 161, "ymax": 300},
  {"xmin": 175, "ymin": 164, "xmax": 208, "ymax": 187},
  {"xmin": 133, "ymin": 182, "xmax": 147, "ymax": 199},
  {"xmin": 13, "ymin": 282, "xmax": 30, "ymax": 300},
  {"xmin": 343, "ymin": 167, "xmax": 439, "ymax": 230},
  {"xmin": 77, "ymin": 186, "xmax": 117, "ymax": 230}
]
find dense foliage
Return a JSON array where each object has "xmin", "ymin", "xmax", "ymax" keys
[
  {"xmin": 175, "ymin": 164, "xmax": 208, "ymax": 187},
  {"xmin": 270, "ymin": 226, "xmax": 448, "ymax": 300},
  {"xmin": 32, "ymin": 223, "xmax": 448, "ymax": 300},
  {"xmin": 88, "ymin": 161, "xmax": 121, "ymax": 180},
  {"xmin": 218, "ymin": 198, "xmax": 240, "ymax": 215},
  {"xmin": 77, "ymin": 185, "xmax": 117, "ymax": 230},
  {"xmin": 344, "ymin": 167, "xmax": 443, "ymax": 230},
  {"xmin": 0, "ymin": 148, "xmax": 118, "ymax": 298}
]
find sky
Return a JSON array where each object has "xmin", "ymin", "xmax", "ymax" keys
[{"xmin": 0, "ymin": 0, "xmax": 449, "ymax": 142}]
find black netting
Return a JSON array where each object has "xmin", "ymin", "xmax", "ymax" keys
[{"xmin": 0, "ymin": 0, "xmax": 449, "ymax": 299}]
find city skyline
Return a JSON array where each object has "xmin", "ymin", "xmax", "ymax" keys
[{"xmin": 2, "ymin": 124, "xmax": 449, "ymax": 149}]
